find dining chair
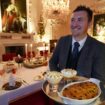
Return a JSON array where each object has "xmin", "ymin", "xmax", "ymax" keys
[{"xmin": 2, "ymin": 53, "xmax": 16, "ymax": 61}]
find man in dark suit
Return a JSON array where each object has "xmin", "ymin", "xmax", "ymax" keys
[{"xmin": 49, "ymin": 5, "xmax": 105, "ymax": 83}]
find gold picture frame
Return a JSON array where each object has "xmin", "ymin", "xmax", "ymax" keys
[{"xmin": 1, "ymin": 0, "xmax": 27, "ymax": 33}]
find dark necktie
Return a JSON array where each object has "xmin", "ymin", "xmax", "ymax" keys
[
  {"xmin": 66, "ymin": 42, "xmax": 80, "ymax": 69},
  {"xmin": 70, "ymin": 42, "xmax": 80, "ymax": 69},
  {"xmin": 72, "ymin": 42, "xmax": 80, "ymax": 62}
]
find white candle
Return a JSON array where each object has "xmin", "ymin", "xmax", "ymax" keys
[
  {"xmin": 67, "ymin": 0, "xmax": 70, "ymax": 8},
  {"xmin": 43, "ymin": 42, "xmax": 46, "ymax": 50},
  {"xmin": 54, "ymin": 42, "xmax": 57, "ymax": 47},
  {"xmin": 30, "ymin": 44, "xmax": 33, "ymax": 58},
  {"xmin": 25, "ymin": 44, "xmax": 28, "ymax": 58}
]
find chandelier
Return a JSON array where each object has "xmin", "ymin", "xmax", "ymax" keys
[{"xmin": 42, "ymin": 0, "xmax": 70, "ymax": 20}]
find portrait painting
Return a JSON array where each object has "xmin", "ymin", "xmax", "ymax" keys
[
  {"xmin": 1, "ymin": 0, "xmax": 27, "ymax": 33},
  {"xmin": 93, "ymin": 14, "xmax": 105, "ymax": 36}
]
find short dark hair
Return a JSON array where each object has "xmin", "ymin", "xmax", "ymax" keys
[{"xmin": 73, "ymin": 5, "xmax": 93, "ymax": 22}]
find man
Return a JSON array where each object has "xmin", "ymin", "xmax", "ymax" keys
[{"xmin": 49, "ymin": 5, "xmax": 105, "ymax": 83}]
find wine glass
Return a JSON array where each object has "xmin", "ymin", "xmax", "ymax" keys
[
  {"xmin": 3, "ymin": 63, "xmax": 18, "ymax": 86},
  {"xmin": 15, "ymin": 56, "xmax": 24, "ymax": 68}
]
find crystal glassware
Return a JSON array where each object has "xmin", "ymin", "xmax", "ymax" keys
[
  {"xmin": 61, "ymin": 69, "xmax": 77, "ymax": 84},
  {"xmin": 15, "ymin": 56, "xmax": 24, "ymax": 68},
  {"xmin": 45, "ymin": 71, "xmax": 63, "ymax": 92}
]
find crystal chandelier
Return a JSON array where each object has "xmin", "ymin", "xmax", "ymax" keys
[{"xmin": 42, "ymin": 0, "xmax": 70, "ymax": 20}]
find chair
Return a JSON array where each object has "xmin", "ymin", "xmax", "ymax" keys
[{"xmin": 2, "ymin": 53, "xmax": 16, "ymax": 61}]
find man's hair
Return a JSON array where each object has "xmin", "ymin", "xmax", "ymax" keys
[{"xmin": 73, "ymin": 5, "xmax": 93, "ymax": 22}]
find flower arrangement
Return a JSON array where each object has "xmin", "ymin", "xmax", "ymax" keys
[{"xmin": 15, "ymin": 54, "xmax": 24, "ymax": 63}]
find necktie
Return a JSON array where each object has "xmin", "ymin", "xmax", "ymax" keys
[
  {"xmin": 72, "ymin": 42, "xmax": 80, "ymax": 61},
  {"xmin": 66, "ymin": 42, "xmax": 80, "ymax": 69}
]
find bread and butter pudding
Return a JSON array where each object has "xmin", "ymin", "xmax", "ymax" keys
[{"xmin": 62, "ymin": 81, "xmax": 99, "ymax": 100}]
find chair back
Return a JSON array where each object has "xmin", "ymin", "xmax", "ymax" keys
[{"xmin": 2, "ymin": 53, "xmax": 16, "ymax": 61}]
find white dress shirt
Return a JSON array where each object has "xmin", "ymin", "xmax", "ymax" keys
[{"xmin": 72, "ymin": 36, "xmax": 87, "ymax": 52}]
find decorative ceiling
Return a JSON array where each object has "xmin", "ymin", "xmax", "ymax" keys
[{"xmin": 69, "ymin": 0, "xmax": 105, "ymax": 14}]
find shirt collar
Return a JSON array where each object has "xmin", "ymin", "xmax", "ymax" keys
[{"xmin": 72, "ymin": 36, "xmax": 87, "ymax": 50}]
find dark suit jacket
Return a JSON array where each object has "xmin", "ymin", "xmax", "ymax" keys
[{"xmin": 49, "ymin": 35, "xmax": 105, "ymax": 82}]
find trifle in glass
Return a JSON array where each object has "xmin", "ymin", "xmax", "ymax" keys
[
  {"xmin": 61, "ymin": 69, "xmax": 77, "ymax": 83},
  {"xmin": 45, "ymin": 71, "xmax": 63, "ymax": 92}
]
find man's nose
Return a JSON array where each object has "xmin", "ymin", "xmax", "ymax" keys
[{"xmin": 73, "ymin": 20, "xmax": 79, "ymax": 26}]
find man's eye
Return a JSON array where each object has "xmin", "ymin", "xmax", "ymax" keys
[
  {"xmin": 71, "ymin": 18, "xmax": 74, "ymax": 22},
  {"xmin": 78, "ymin": 18, "xmax": 83, "ymax": 22}
]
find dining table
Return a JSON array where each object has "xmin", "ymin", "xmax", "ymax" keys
[{"xmin": 0, "ymin": 62, "xmax": 48, "ymax": 105}]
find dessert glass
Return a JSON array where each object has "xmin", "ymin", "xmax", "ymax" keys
[{"xmin": 45, "ymin": 71, "xmax": 63, "ymax": 92}]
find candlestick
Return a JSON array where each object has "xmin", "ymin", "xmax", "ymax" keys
[{"xmin": 25, "ymin": 44, "xmax": 28, "ymax": 58}]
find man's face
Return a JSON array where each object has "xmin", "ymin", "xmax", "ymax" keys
[{"xmin": 70, "ymin": 11, "xmax": 91, "ymax": 37}]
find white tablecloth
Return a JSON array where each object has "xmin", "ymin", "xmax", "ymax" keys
[{"xmin": 0, "ymin": 65, "xmax": 48, "ymax": 105}]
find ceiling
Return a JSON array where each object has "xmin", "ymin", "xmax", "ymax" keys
[{"xmin": 69, "ymin": 0, "xmax": 105, "ymax": 14}]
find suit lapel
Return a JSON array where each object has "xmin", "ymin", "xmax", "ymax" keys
[
  {"xmin": 77, "ymin": 36, "xmax": 92, "ymax": 67},
  {"xmin": 63, "ymin": 36, "xmax": 72, "ymax": 68}
]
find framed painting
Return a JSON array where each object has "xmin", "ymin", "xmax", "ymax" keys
[
  {"xmin": 93, "ymin": 14, "xmax": 105, "ymax": 36},
  {"xmin": 1, "ymin": 0, "xmax": 27, "ymax": 33}
]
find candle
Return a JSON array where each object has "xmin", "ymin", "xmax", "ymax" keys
[
  {"xmin": 43, "ymin": 42, "xmax": 46, "ymax": 50},
  {"xmin": 30, "ymin": 44, "xmax": 33, "ymax": 58},
  {"xmin": 54, "ymin": 42, "xmax": 57, "ymax": 47},
  {"xmin": 67, "ymin": 0, "xmax": 70, "ymax": 8},
  {"xmin": 25, "ymin": 44, "xmax": 28, "ymax": 58}
]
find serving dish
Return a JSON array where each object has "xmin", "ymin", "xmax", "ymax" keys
[
  {"xmin": 58, "ymin": 78, "xmax": 101, "ymax": 105},
  {"xmin": 23, "ymin": 60, "xmax": 47, "ymax": 68},
  {"xmin": 42, "ymin": 76, "xmax": 105, "ymax": 105}
]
